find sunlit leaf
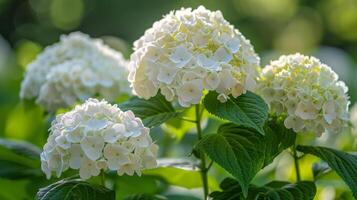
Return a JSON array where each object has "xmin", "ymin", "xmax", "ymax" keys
[
  {"xmin": 162, "ymin": 106, "xmax": 196, "ymax": 140},
  {"xmin": 297, "ymin": 145, "xmax": 357, "ymax": 199},
  {"xmin": 203, "ymin": 91, "xmax": 268, "ymax": 135},
  {"xmin": 197, "ymin": 122, "xmax": 295, "ymax": 196},
  {"xmin": 144, "ymin": 166, "xmax": 218, "ymax": 190},
  {"xmin": 119, "ymin": 93, "xmax": 180, "ymax": 128}
]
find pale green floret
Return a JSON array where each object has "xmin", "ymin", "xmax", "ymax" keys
[{"xmin": 258, "ymin": 53, "xmax": 350, "ymax": 136}]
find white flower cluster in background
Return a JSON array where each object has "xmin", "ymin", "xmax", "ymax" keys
[
  {"xmin": 41, "ymin": 99, "xmax": 158, "ymax": 179},
  {"xmin": 20, "ymin": 32, "xmax": 130, "ymax": 112},
  {"xmin": 258, "ymin": 53, "xmax": 350, "ymax": 136},
  {"xmin": 129, "ymin": 6, "xmax": 260, "ymax": 107}
]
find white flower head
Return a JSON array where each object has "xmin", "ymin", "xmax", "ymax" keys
[
  {"xmin": 129, "ymin": 6, "xmax": 260, "ymax": 107},
  {"xmin": 40, "ymin": 98, "xmax": 158, "ymax": 180},
  {"xmin": 20, "ymin": 32, "xmax": 130, "ymax": 112},
  {"xmin": 258, "ymin": 53, "xmax": 350, "ymax": 136}
]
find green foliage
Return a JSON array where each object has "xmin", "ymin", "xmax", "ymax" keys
[
  {"xmin": 115, "ymin": 175, "xmax": 165, "ymax": 200},
  {"xmin": 297, "ymin": 145, "xmax": 357, "ymax": 199},
  {"xmin": 203, "ymin": 91, "xmax": 268, "ymax": 135},
  {"xmin": 118, "ymin": 93, "xmax": 180, "ymax": 128},
  {"xmin": 263, "ymin": 118, "xmax": 296, "ymax": 165},
  {"xmin": 36, "ymin": 179, "xmax": 115, "ymax": 200},
  {"xmin": 123, "ymin": 194, "xmax": 167, "ymax": 200},
  {"xmin": 197, "ymin": 122, "xmax": 295, "ymax": 196},
  {"xmin": 123, "ymin": 194, "xmax": 200, "ymax": 200},
  {"xmin": 0, "ymin": 138, "xmax": 42, "ymax": 179},
  {"xmin": 144, "ymin": 167, "xmax": 206, "ymax": 189},
  {"xmin": 211, "ymin": 178, "xmax": 316, "ymax": 200},
  {"xmin": 162, "ymin": 106, "xmax": 196, "ymax": 140}
]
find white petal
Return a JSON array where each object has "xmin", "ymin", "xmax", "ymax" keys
[
  {"xmin": 231, "ymin": 83, "xmax": 244, "ymax": 98},
  {"xmin": 161, "ymin": 86, "xmax": 175, "ymax": 101},
  {"xmin": 157, "ymin": 66, "xmax": 178, "ymax": 84},
  {"xmin": 80, "ymin": 135, "xmax": 105, "ymax": 161},
  {"xmin": 65, "ymin": 129, "xmax": 83, "ymax": 143},
  {"xmin": 129, "ymin": 133, "xmax": 151, "ymax": 148},
  {"xmin": 295, "ymin": 102, "xmax": 318, "ymax": 120},
  {"xmin": 169, "ymin": 45, "xmax": 192, "ymax": 68},
  {"xmin": 204, "ymin": 72, "xmax": 220, "ymax": 90},
  {"xmin": 69, "ymin": 144, "xmax": 83, "ymax": 169},
  {"xmin": 83, "ymin": 118, "xmax": 108, "ymax": 132},
  {"xmin": 197, "ymin": 54, "xmax": 219, "ymax": 71},
  {"xmin": 216, "ymin": 70, "xmax": 236, "ymax": 93},
  {"xmin": 245, "ymin": 75, "xmax": 256, "ymax": 91},
  {"xmin": 79, "ymin": 157, "xmax": 99, "ymax": 179},
  {"xmin": 224, "ymin": 38, "xmax": 240, "ymax": 53},
  {"xmin": 103, "ymin": 123, "xmax": 125, "ymax": 143},
  {"xmin": 213, "ymin": 47, "xmax": 232, "ymax": 63},
  {"xmin": 55, "ymin": 135, "xmax": 71, "ymax": 149},
  {"xmin": 323, "ymin": 100, "xmax": 337, "ymax": 124}
]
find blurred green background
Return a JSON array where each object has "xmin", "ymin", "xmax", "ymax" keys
[{"xmin": 1, "ymin": 0, "xmax": 357, "ymax": 199}]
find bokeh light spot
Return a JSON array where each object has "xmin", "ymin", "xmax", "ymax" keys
[
  {"xmin": 233, "ymin": 0, "xmax": 298, "ymax": 21},
  {"xmin": 324, "ymin": 0, "xmax": 357, "ymax": 41},
  {"xmin": 15, "ymin": 40, "xmax": 42, "ymax": 70},
  {"xmin": 50, "ymin": 0, "xmax": 84, "ymax": 30}
]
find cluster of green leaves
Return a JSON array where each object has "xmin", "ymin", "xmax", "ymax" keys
[
  {"xmin": 118, "ymin": 91, "xmax": 357, "ymax": 199},
  {"xmin": 210, "ymin": 178, "xmax": 316, "ymax": 200},
  {"xmin": 2, "ymin": 90, "xmax": 357, "ymax": 199},
  {"xmin": 199, "ymin": 91, "xmax": 357, "ymax": 199}
]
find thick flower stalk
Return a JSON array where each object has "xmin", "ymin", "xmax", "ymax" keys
[
  {"xmin": 129, "ymin": 6, "xmax": 260, "ymax": 107},
  {"xmin": 40, "ymin": 98, "xmax": 158, "ymax": 180},
  {"xmin": 20, "ymin": 32, "xmax": 130, "ymax": 112},
  {"xmin": 258, "ymin": 53, "xmax": 350, "ymax": 136}
]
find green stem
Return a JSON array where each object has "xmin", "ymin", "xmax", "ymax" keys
[
  {"xmin": 292, "ymin": 144, "xmax": 301, "ymax": 182},
  {"xmin": 195, "ymin": 104, "xmax": 209, "ymax": 200},
  {"xmin": 100, "ymin": 171, "xmax": 106, "ymax": 186}
]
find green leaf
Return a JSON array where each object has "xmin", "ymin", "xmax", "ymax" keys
[
  {"xmin": 0, "ymin": 138, "xmax": 42, "ymax": 179},
  {"xmin": 114, "ymin": 175, "xmax": 165, "ymax": 200},
  {"xmin": 165, "ymin": 195, "xmax": 201, "ymax": 200},
  {"xmin": 197, "ymin": 126, "xmax": 264, "ymax": 196},
  {"xmin": 263, "ymin": 119, "xmax": 296, "ymax": 165},
  {"xmin": 297, "ymin": 145, "xmax": 357, "ymax": 199},
  {"xmin": 211, "ymin": 178, "xmax": 316, "ymax": 200},
  {"xmin": 197, "ymin": 122, "xmax": 296, "ymax": 196},
  {"xmin": 203, "ymin": 91, "xmax": 268, "ymax": 135},
  {"xmin": 119, "ymin": 93, "xmax": 180, "ymax": 128},
  {"xmin": 123, "ymin": 194, "xmax": 201, "ymax": 200},
  {"xmin": 123, "ymin": 194, "xmax": 167, "ymax": 200},
  {"xmin": 144, "ymin": 167, "xmax": 213, "ymax": 189},
  {"xmin": 36, "ymin": 179, "xmax": 115, "ymax": 200},
  {"xmin": 0, "ymin": 138, "xmax": 41, "ymax": 159}
]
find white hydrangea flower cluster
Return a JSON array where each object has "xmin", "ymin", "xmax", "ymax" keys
[
  {"xmin": 40, "ymin": 98, "xmax": 158, "ymax": 180},
  {"xmin": 20, "ymin": 32, "xmax": 130, "ymax": 112},
  {"xmin": 258, "ymin": 53, "xmax": 350, "ymax": 136},
  {"xmin": 129, "ymin": 6, "xmax": 260, "ymax": 107}
]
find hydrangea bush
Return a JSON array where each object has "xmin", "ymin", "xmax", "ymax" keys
[
  {"xmin": 2, "ymin": 5, "xmax": 355, "ymax": 200},
  {"xmin": 20, "ymin": 32, "xmax": 130, "ymax": 112}
]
